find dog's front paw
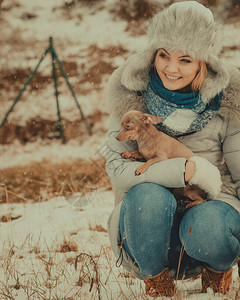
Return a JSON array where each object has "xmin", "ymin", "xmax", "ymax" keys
[
  {"xmin": 135, "ymin": 165, "xmax": 148, "ymax": 176},
  {"xmin": 121, "ymin": 152, "xmax": 132, "ymax": 159}
]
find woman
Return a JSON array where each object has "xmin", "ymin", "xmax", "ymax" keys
[{"xmin": 105, "ymin": 1, "xmax": 240, "ymax": 297}]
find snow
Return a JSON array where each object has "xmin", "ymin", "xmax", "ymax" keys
[
  {"xmin": 0, "ymin": 0, "xmax": 239, "ymax": 298},
  {"xmin": 0, "ymin": 135, "xmax": 107, "ymax": 169},
  {"xmin": 0, "ymin": 192, "xmax": 239, "ymax": 299}
]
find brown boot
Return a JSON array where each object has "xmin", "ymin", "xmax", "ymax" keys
[
  {"xmin": 143, "ymin": 268, "xmax": 175, "ymax": 297},
  {"xmin": 202, "ymin": 265, "xmax": 232, "ymax": 294}
]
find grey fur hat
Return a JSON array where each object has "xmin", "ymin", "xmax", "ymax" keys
[
  {"xmin": 121, "ymin": 1, "xmax": 230, "ymax": 103},
  {"xmin": 148, "ymin": 1, "xmax": 222, "ymax": 62}
]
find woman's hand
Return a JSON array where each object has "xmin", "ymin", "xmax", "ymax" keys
[
  {"xmin": 185, "ymin": 156, "xmax": 222, "ymax": 199},
  {"xmin": 185, "ymin": 161, "xmax": 196, "ymax": 182}
]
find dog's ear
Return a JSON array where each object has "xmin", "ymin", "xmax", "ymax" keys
[
  {"xmin": 143, "ymin": 114, "xmax": 163, "ymax": 124},
  {"xmin": 139, "ymin": 115, "xmax": 150, "ymax": 123}
]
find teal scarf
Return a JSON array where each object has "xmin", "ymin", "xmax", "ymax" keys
[{"xmin": 144, "ymin": 67, "xmax": 223, "ymax": 137}]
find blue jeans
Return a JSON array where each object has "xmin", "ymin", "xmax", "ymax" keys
[{"xmin": 119, "ymin": 183, "xmax": 240, "ymax": 278}]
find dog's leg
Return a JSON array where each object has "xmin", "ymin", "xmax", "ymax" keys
[
  {"xmin": 135, "ymin": 156, "xmax": 167, "ymax": 175},
  {"xmin": 185, "ymin": 185, "xmax": 207, "ymax": 208},
  {"xmin": 121, "ymin": 151, "xmax": 144, "ymax": 159},
  {"xmin": 186, "ymin": 199, "xmax": 206, "ymax": 208}
]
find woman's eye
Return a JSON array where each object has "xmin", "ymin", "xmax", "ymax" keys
[
  {"xmin": 181, "ymin": 59, "xmax": 191, "ymax": 64},
  {"xmin": 159, "ymin": 53, "xmax": 168, "ymax": 58}
]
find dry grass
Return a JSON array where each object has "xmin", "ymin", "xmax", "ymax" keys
[
  {"xmin": 0, "ymin": 43, "xmax": 127, "ymax": 98},
  {"xmin": 0, "ymin": 235, "xmax": 239, "ymax": 299},
  {"xmin": 109, "ymin": 0, "xmax": 163, "ymax": 36},
  {"xmin": 202, "ymin": 0, "xmax": 220, "ymax": 7},
  {"xmin": 227, "ymin": 0, "xmax": 240, "ymax": 21},
  {"xmin": 0, "ymin": 109, "xmax": 108, "ymax": 144},
  {"xmin": 0, "ymin": 240, "xmax": 141, "ymax": 299},
  {"xmin": 59, "ymin": 239, "xmax": 78, "ymax": 253},
  {"xmin": 0, "ymin": 157, "xmax": 111, "ymax": 204},
  {"xmin": 89, "ymin": 224, "xmax": 107, "ymax": 233},
  {"xmin": 112, "ymin": 0, "xmax": 157, "ymax": 22}
]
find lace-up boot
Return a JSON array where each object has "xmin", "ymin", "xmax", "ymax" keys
[
  {"xmin": 143, "ymin": 268, "xmax": 175, "ymax": 297},
  {"xmin": 202, "ymin": 265, "xmax": 232, "ymax": 294}
]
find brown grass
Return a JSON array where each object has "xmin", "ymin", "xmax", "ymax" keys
[
  {"xmin": 0, "ymin": 157, "xmax": 112, "ymax": 204},
  {"xmin": 59, "ymin": 238, "xmax": 78, "ymax": 253},
  {"xmin": 111, "ymin": 0, "xmax": 158, "ymax": 22},
  {"xmin": 0, "ymin": 43, "xmax": 127, "ymax": 97},
  {"xmin": 0, "ymin": 214, "xmax": 21, "ymax": 222},
  {"xmin": 76, "ymin": 44, "xmax": 128, "ymax": 94},
  {"xmin": 109, "ymin": 0, "xmax": 162, "ymax": 36},
  {"xmin": 0, "ymin": 61, "xmax": 78, "ymax": 94},
  {"xmin": 89, "ymin": 224, "xmax": 107, "ymax": 233},
  {"xmin": 75, "ymin": 252, "xmax": 101, "ymax": 297},
  {"xmin": 0, "ymin": 240, "xmax": 239, "ymax": 299},
  {"xmin": 202, "ymin": 0, "xmax": 220, "ymax": 7},
  {"xmin": 227, "ymin": 0, "xmax": 240, "ymax": 21},
  {"xmin": 0, "ymin": 109, "xmax": 108, "ymax": 144},
  {"xmin": 63, "ymin": 0, "xmax": 104, "ymax": 9}
]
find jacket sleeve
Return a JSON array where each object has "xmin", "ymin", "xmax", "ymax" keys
[
  {"xmin": 104, "ymin": 116, "xmax": 187, "ymax": 192},
  {"xmin": 222, "ymin": 119, "xmax": 240, "ymax": 199}
]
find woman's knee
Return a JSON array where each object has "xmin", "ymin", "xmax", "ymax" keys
[
  {"xmin": 120, "ymin": 183, "xmax": 178, "ymax": 276},
  {"xmin": 179, "ymin": 201, "xmax": 240, "ymax": 269},
  {"xmin": 121, "ymin": 183, "xmax": 177, "ymax": 235},
  {"xmin": 123, "ymin": 182, "xmax": 177, "ymax": 214}
]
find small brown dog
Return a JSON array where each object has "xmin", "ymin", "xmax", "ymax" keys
[{"xmin": 116, "ymin": 110, "xmax": 207, "ymax": 208}]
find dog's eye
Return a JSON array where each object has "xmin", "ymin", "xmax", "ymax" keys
[{"xmin": 125, "ymin": 125, "xmax": 131, "ymax": 130}]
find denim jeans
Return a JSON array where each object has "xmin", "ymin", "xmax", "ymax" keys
[{"xmin": 119, "ymin": 183, "xmax": 240, "ymax": 278}]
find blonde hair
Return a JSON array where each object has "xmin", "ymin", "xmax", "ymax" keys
[{"xmin": 191, "ymin": 61, "xmax": 208, "ymax": 91}]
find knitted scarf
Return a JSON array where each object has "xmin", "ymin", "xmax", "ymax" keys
[{"xmin": 144, "ymin": 67, "xmax": 223, "ymax": 138}]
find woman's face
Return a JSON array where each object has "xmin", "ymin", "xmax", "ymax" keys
[{"xmin": 154, "ymin": 49, "xmax": 200, "ymax": 91}]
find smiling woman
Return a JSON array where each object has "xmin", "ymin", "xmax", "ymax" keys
[
  {"xmin": 154, "ymin": 49, "xmax": 203, "ymax": 92},
  {"xmin": 105, "ymin": 1, "xmax": 240, "ymax": 298}
]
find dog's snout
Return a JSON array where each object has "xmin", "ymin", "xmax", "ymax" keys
[
  {"xmin": 116, "ymin": 132, "xmax": 122, "ymax": 140},
  {"xmin": 116, "ymin": 131, "xmax": 126, "ymax": 141}
]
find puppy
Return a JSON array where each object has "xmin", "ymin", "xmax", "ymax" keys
[{"xmin": 116, "ymin": 110, "xmax": 207, "ymax": 208}]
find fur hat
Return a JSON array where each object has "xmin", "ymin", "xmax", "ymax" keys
[
  {"xmin": 121, "ymin": 1, "xmax": 230, "ymax": 103},
  {"xmin": 148, "ymin": 1, "xmax": 221, "ymax": 62}
]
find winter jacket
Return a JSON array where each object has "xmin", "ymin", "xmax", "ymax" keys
[{"xmin": 104, "ymin": 55, "xmax": 240, "ymax": 278}]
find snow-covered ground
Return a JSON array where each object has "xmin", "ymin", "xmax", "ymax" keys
[{"xmin": 0, "ymin": 0, "xmax": 239, "ymax": 299}]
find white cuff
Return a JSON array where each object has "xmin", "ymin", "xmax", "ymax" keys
[{"xmin": 188, "ymin": 156, "xmax": 222, "ymax": 199}]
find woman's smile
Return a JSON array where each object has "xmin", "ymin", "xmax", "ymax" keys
[{"xmin": 164, "ymin": 73, "xmax": 182, "ymax": 81}]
